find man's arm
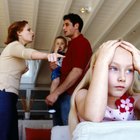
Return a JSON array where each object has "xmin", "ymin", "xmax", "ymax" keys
[
  {"xmin": 46, "ymin": 67, "xmax": 83, "ymax": 105},
  {"xmin": 54, "ymin": 67, "xmax": 83, "ymax": 96}
]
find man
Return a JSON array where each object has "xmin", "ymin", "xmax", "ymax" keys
[{"xmin": 45, "ymin": 13, "xmax": 92, "ymax": 125}]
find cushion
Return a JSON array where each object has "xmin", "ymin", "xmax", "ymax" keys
[
  {"xmin": 72, "ymin": 121, "xmax": 140, "ymax": 140},
  {"xmin": 26, "ymin": 128, "xmax": 51, "ymax": 140},
  {"xmin": 51, "ymin": 125, "xmax": 71, "ymax": 140},
  {"xmin": 22, "ymin": 120, "xmax": 53, "ymax": 140}
]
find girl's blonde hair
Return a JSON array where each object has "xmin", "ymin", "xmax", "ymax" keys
[{"xmin": 68, "ymin": 45, "xmax": 136, "ymax": 135}]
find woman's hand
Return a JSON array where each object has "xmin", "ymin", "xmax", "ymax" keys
[
  {"xmin": 120, "ymin": 41, "xmax": 140, "ymax": 73},
  {"xmin": 47, "ymin": 53, "xmax": 65, "ymax": 62}
]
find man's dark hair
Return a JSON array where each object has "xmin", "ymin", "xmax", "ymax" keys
[{"xmin": 63, "ymin": 13, "xmax": 83, "ymax": 32}]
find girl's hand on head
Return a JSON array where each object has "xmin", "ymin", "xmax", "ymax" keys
[
  {"xmin": 47, "ymin": 53, "xmax": 65, "ymax": 62},
  {"xmin": 120, "ymin": 41, "xmax": 140, "ymax": 73},
  {"xmin": 97, "ymin": 40, "xmax": 121, "ymax": 65}
]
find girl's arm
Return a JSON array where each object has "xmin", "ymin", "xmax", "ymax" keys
[
  {"xmin": 77, "ymin": 40, "xmax": 121, "ymax": 122},
  {"xmin": 75, "ymin": 89, "xmax": 88, "ymax": 120}
]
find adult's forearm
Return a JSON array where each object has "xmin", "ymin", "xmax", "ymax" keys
[
  {"xmin": 53, "ymin": 68, "xmax": 83, "ymax": 96},
  {"xmin": 31, "ymin": 51, "xmax": 48, "ymax": 60}
]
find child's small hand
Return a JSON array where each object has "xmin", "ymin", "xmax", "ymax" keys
[
  {"xmin": 49, "ymin": 62, "xmax": 57, "ymax": 70},
  {"xmin": 120, "ymin": 41, "xmax": 140, "ymax": 73}
]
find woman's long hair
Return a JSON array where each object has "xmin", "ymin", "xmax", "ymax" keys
[{"xmin": 5, "ymin": 20, "xmax": 28, "ymax": 45}]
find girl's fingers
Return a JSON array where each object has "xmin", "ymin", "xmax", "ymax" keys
[
  {"xmin": 96, "ymin": 40, "xmax": 122, "ymax": 65},
  {"xmin": 99, "ymin": 40, "xmax": 120, "ymax": 50},
  {"xmin": 120, "ymin": 44, "xmax": 133, "ymax": 52},
  {"xmin": 121, "ymin": 41, "xmax": 135, "ymax": 48},
  {"xmin": 121, "ymin": 41, "xmax": 140, "ymax": 55},
  {"xmin": 121, "ymin": 41, "xmax": 138, "ymax": 52}
]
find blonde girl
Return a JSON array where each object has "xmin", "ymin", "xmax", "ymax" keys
[{"xmin": 69, "ymin": 40, "xmax": 140, "ymax": 134}]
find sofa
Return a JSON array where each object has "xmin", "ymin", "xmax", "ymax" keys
[
  {"xmin": 51, "ymin": 121, "xmax": 140, "ymax": 140},
  {"xmin": 18, "ymin": 120, "xmax": 140, "ymax": 140}
]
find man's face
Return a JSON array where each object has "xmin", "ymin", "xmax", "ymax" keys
[{"xmin": 63, "ymin": 19, "xmax": 77, "ymax": 39}]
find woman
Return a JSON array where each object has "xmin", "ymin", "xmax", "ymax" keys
[{"xmin": 0, "ymin": 20, "xmax": 64, "ymax": 140}]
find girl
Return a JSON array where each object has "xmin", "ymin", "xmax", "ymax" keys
[
  {"xmin": 0, "ymin": 20, "xmax": 64, "ymax": 140},
  {"xmin": 50, "ymin": 36, "xmax": 67, "ymax": 93},
  {"xmin": 69, "ymin": 40, "xmax": 140, "ymax": 134}
]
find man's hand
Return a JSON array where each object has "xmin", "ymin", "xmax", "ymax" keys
[{"xmin": 45, "ymin": 93, "xmax": 59, "ymax": 106}]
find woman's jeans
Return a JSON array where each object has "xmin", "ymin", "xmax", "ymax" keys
[{"xmin": 0, "ymin": 89, "xmax": 18, "ymax": 140}]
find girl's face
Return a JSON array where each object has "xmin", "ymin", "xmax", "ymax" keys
[
  {"xmin": 54, "ymin": 38, "xmax": 66, "ymax": 52},
  {"xmin": 18, "ymin": 24, "xmax": 34, "ymax": 45},
  {"xmin": 108, "ymin": 47, "xmax": 134, "ymax": 97}
]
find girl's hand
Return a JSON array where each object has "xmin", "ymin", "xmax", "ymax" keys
[
  {"xmin": 121, "ymin": 41, "xmax": 140, "ymax": 73},
  {"xmin": 47, "ymin": 53, "xmax": 65, "ymax": 62},
  {"xmin": 96, "ymin": 40, "xmax": 121, "ymax": 65}
]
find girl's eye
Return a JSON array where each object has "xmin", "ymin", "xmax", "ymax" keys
[
  {"xmin": 126, "ymin": 69, "xmax": 134, "ymax": 74},
  {"xmin": 109, "ymin": 66, "xmax": 118, "ymax": 71}
]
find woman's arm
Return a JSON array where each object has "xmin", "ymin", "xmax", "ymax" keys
[
  {"xmin": 31, "ymin": 51, "xmax": 64, "ymax": 62},
  {"xmin": 10, "ymin": 43, "xmax": 64, "ymax": 62}
]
